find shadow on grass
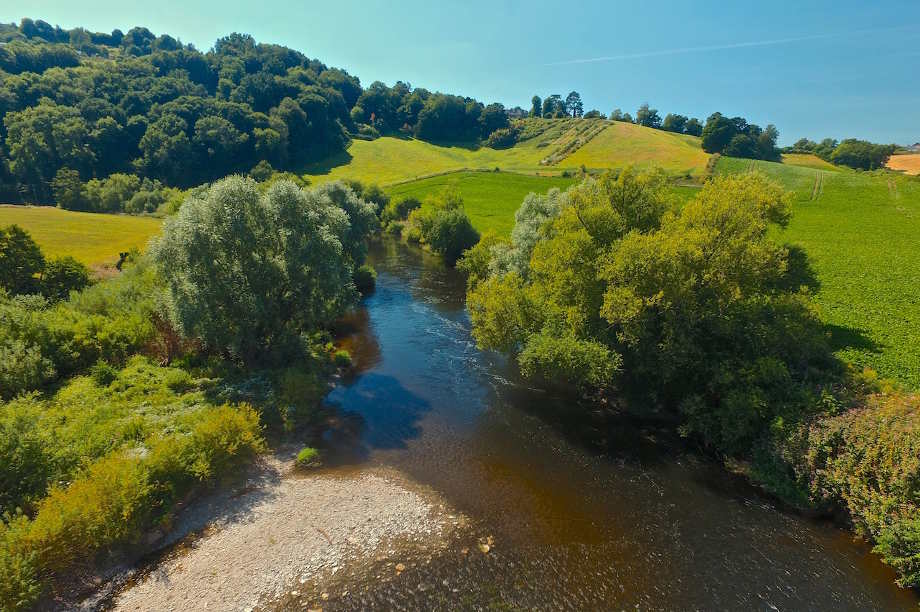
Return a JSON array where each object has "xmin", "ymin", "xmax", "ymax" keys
[
  {"xmin": 781, "ymin": 245, "xmax": 821, "ymax": 292},
  {"xmin": 299, "ymin": 148, "xmax": 354, "ymax": 177},
  {"xmin": 825, "ymin": 323, "xmax": 882, "ymax": 354}
]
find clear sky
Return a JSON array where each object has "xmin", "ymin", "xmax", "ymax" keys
[{"xmin": 5, "ymin": 1, "xmax": 919, "ymax": 145}]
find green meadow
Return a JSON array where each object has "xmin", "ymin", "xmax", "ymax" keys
[
  {"xmin": 0, "ymin": 206, "xmax": 163, "ymax": 267},
  {"xmin": 717, "ymin": 157, "xmax": 920, "ymax": 387},
  {"xmin": 387, "ymin": 171, "xmax": 575, "ymax": 236}
]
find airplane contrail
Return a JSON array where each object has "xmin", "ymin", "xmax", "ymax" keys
[{"xmin": 544, "ymin": 26, "xmax": 916, "ymax": 66}]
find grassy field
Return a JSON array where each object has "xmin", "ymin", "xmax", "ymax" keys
[
  {"xmin": 560, "ymin": 121, "xmax": 711, "ymax": 175},
  {"xmin": 387, "ymin": 171, "xmax": 575, "ymax": 236},
  {"xmin": 886, "ymin": 153, "xmax": 920, "ymax": 175},
  {"xmin": 301, "ymin": 119, "xmax": 707, "ymax": 186},
  {"xmin": 717, "ymin": 157, "xmax": 920, "ymax": 387},
  {"xmin": 781, "ymin": 153, "xmax": 839, "ymax": 171},
  {"xmin": 0, "ymin": 205, "xmax": 162, "ymax": 266}
]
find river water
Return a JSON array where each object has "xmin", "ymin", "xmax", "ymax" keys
[{"xmin": 307, "ymin": 239, "xmax": 916, "ymax": 610}]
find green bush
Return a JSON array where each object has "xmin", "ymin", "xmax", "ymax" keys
[
  {"xmin": 484, "ymin": 126, "xmax": 519, "ymax": 149},
  {"xmin": 39, "ymin": 256, "xmax": 90, "ymax": 301},
  {"xmin": 89, "ymin": 360, "xmax": 118, "ymax": 387},
  {"xmin": 333, "ymin": 350, "xmax": 352, "ymax": 367},
  {"xmin": 381, "ymin": 196, "xmax": 421, "ymax": 225},
  {"xmin": 407, "ymin": 193, "xmax": 479, "ymax": 265},
  {"xmin": 353, "ymin": 265, "xmax": 377, "ymax": 296},
  {"xmin": 801, "ymin": 393, "xmax": 920, "ymax": 587},
  {"xmin": 519, "ymin": 332, "xmax": 621, "ymax": 391},
  {"xmin": 0, "ymin": 515, "xmax": 41, "ymax": 612},
  {"xmin": 295, "ymin": 446, "xmax": 320, "ymax": 467}
]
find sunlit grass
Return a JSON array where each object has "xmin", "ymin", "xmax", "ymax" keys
[
  {"xmin": 718, "ymin": 157, "xmax": 920, "ymax": 387},
  {"xmin": 0, "ymin": 205, "xmax": 162, "ymax": 266}
]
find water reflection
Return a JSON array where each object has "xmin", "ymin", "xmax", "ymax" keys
[{"xmin": 313, "ymin": 239, "xmax": 917, "ymax": 611}]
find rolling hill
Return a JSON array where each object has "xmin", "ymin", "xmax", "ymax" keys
[{"xmin": 301, "ymin": 119, "xmax": 708, "ymax": 186}]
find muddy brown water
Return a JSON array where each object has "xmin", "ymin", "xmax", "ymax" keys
[{"xmin": 293, "ymin": 239, "xmax": 917, "ymax": 610}]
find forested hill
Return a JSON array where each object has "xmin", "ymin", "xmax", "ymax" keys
[{"xmin": 0, "ymin": 18, "xmax": 511, "ymax": 203}]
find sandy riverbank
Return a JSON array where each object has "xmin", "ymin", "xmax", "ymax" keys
[{"xmin": 86, "ymin": 449, "xmax": 458, "ymax": 611}]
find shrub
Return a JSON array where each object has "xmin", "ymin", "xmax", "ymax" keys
[
  {"xmin": 0, "ymin": 402, "xmax": 54, "ymax": 514},
  {"xmin": 295, "ymin": 446, "xmax": 320, "ymax": 467},
  {"xmin": 801, "ymin": 393, "xmax": 920, "ymax": 587},
  {"xmin": 89, "ymin": 360, "xmax": 118, "ymax": 387},
  {"xmin": 381, "ymin": 196, "xmax": 421, "ymax": 225},
  {"xmin": 385, "ymin": 221, "xmax": 404, "ymax": 236},
  {"xmin": 518, "ymin": 332, "xmax": 621, "ymax": 391},
  {"xmin": 177, "ymin": 403, "xmax": 264, "ymax": 481},
  {"xmin": 40, "ymin": 256, "xmax": 90, "ymax": 301},
  {"xmin": 333, "ymin": 349, "xmax": 352, "ymax": 367},
  {"xmin": 485, "ymin": 126, "xmax": 519, "ymax": 149},
  {"xmin": 0, "ymin": 515, "xmax": 41, "ymax": 612},
  {"xmin": 353, "ymin": 265, "xmax": 377, "ymax": 296}
]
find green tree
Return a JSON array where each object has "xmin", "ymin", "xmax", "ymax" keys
[
  {"xmin": 661, "ymin": 113, "xmax": 687, "ymax": 133},
  {"xmin": 0, "ymin": 225, "xmax": 45, "ymax": 295},
  {"xmin": 565, "ymin": 91, "xmax": 583, "ymax": 118},
  {"xmin": 40, "ymin": 256, "xmax": 90, "ymax": 301},
  {"xmin": 684, "ymin": 117, "xmax": 703, "ymax": 136},
  {"xmin": 151, "ymin": 176, "xmax": 376, "ymax": 362},
  {"xmin": 51, "ymin": 167, "xmax": 88, "ymax": 210},
  {"xmin": 635, "ymin": 103, "xmax": 661, "ymax": 128},
  {"xmin": 530, "ymin": 95, "xmax": 542, "ymax": 118}
]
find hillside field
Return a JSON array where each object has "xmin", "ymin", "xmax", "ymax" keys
[
  {"xmin": 301, "ymin": 119, "xmax": 709, "ymax": 186},
  {"xmin": 560, "ymin": 121, "xmax": 710, "ymax": 175},
  {"xmin": 717, "ymin": 157, "xmax": 920, "ymax": 387},
  {"xmin": 0, "ymin": 205, "xmax": 162, "ymax": 266},
  {"xmin": 387, "ymin": 171, "xmax": 575, "ymax": 236}
]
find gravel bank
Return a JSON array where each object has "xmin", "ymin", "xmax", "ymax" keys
[{"xmin": 107, "ymin": 451, "xmax": 455, "ymax": 611}]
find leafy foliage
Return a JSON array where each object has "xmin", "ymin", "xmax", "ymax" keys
[
  {"xmin": 701, "ymin": 113, "xmax": 781, "ymax": 161},
  {"xmin": 152, "ymin": 176, "xmax": 376, "ymax": 362},
  {"xmin": 799, "ymin": 393, "xmax": 920, "ymax": 587},
  {"xmin": 406, "ymin": 190, "xmax": 479, "ymax": 265}
]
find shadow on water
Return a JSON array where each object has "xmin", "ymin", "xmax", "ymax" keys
[{"xmin": 310, "ymin": 238, "xmax": 917, "ymax": 611}]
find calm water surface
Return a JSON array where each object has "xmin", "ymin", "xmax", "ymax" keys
[{"xmin": 296, "ymin": 240, "xmax": 917, "ymax": 611}]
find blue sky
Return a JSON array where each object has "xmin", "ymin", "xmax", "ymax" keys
[{"xmin": 5, "ymin": 1, "xmax": 919, "ymax": 145}]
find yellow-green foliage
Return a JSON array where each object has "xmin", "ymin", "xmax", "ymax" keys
[
  {"xmin": 560, "ymin": 121, "xmax": 711, "ymax": 175},
  {"xmin": 803, "ymin": 393, "xmax": 920, "ymax": 587},
  {"xmin": 0, "ymin": 357, "xmax": 264, "ymax": 609},
  {"xmin": 387, "ymin": 171, "xmax": 575, "ymax": 236},
  {"xmin": 0, "ymin": 206, "xmax": 162, "ymax": 267},
  {"xmin": 717, "ymin": 157, "xmax": 920, "ymax": 388}
]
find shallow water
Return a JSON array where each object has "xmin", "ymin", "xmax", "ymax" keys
[{"xmin": 304, "ymin": 239, "xmax": 917, "ymax": 610}]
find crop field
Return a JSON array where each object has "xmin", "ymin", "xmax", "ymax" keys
[
  {"xmin": 0, "ymin": 205, "xmax": 162, "ymax": 266},
  {"xmin": 559, "ymin": 121, "xmax": 711, "ymax": 175},
  {"xmin": 717, "ymin": 157, "xmax": 920, "ymax": 387},
  {"xmin": 886, "ymin": 153, "xmax": 920, "ymax": 175},
  {"xmin": 387, "ymin": 171, "xmax": 575, "ymax": 236}
]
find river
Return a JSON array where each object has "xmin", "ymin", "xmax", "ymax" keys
[{"xmin": 306, "ymin": 239, "xmax": 916, "ymax": 610}]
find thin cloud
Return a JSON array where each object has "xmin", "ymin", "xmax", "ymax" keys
[{"xmin": 545, "ymin": 26, "xmax": 916, "ymax": 66}]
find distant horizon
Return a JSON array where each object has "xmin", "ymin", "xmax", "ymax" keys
[{"xmin": 4, "ymin": 0, "xmax": 919, "ymax": 146}]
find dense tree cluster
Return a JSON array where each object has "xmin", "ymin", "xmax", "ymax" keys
[
  {"xmin": 786, "ymin": 137, "xmax": 896, "ymax": 170},
  {"xmin": 529, "ymin": 92, "xmax": 583, "ymax": 118},
  {"xmin": 700, "ymin": 112, "xmax": 781, "ymax": 161},
  {"xmin": 0, "ymin": 19, "xmax": 511, "ymax": 207}
]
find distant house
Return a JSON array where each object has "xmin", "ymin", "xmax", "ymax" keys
[{"xmin": 911, "ymin": 143, "xmax": 920, "ymax": 152}]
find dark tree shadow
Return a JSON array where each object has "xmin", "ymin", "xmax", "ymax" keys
[
  {"xmin": 321, "ymin": 373, "xmax": 432, "ymax": 466},
  {"xmin": 299, "ymin": 148, "xmax": 354, "ymax": 177},
  {"xmin": 825, "ymin": 323, "xmax": 883, "ymax": 354},
  {"xmin": 779, "ymin": 245, "xmax": 821, "ymax": 292}
]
